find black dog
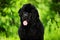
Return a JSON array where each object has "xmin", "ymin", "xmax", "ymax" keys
[{"xmin": 18, "ymin": 4, "xmax": 44, "ymax": 40}]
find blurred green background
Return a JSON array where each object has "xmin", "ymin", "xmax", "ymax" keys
[{"xmin": 0, "ymin": 0, "xmax": 60, "ymax": 40}]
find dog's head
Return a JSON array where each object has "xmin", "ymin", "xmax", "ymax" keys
[{"xmin": 18, "ymin": 4, "xmax": 39, "ymax": 26}]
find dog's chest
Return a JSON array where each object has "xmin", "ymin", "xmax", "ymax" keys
[{"xmin": 25, "ymin": 27, "xmax": 39, "ymax": 37}]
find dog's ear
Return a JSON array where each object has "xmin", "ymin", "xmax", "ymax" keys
[
  {"xmin": 18, "ymin": 8, "xmax": 21, "ymax": 13},
  {"xmin": 18, "ymin": 8, "xmax": 22, "ymax": 16},
  {"xmin": 32, "ymin": 9, "xmax": 39, "ymax": 19}
]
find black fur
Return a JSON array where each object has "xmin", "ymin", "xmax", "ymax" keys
[{"xmin": 18, "ymin": 4, "xmax": 44, "ymax": 40}]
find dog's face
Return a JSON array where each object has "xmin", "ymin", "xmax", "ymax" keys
[
  {"xmin": 18, "ymin": 4, "xmax": 39, "ymax": 26},
  {"xmin": 21, "ymin": 12, "xmax": 31, "ymax": 21},
  {"xmin": 19, "ymin": 11, "xmax": 32, "ymax": 26}
]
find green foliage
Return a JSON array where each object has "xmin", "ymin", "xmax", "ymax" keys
[
  {"xmin": 0, "ymin": 0, "xmax": 60, "ymax": 40},
  {"xmin": 0, "ymin": 0, "xmax": 20, "ymax": 38}
]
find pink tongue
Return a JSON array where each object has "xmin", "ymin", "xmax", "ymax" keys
[{"xmin": 23, "ymin": 20, "xmax": 28, "ymax": 26}]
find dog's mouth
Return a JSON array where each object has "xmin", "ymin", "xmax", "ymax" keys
[{"xmin": 23, "ymin": 20, "xmax": 28, "ymax": 26}]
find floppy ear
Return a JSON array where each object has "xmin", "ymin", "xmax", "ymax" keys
[
  {"xmin": 32, "ymin": 9, "xmax": 39, "ymax": 19},
  {"xmin": 18, "ymin": 8, "xmax": 22, "ymax": 17},
  {"xmin": 18, "ymin": 8, "xmax": 21, "ymax": 13}
]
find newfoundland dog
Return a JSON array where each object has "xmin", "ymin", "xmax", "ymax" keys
[{"xmin": 18, "ymin": 4, "xmax": 44, "ymax": 40}]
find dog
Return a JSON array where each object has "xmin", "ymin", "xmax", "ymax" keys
[{"xmin": 18, "ymin": 4, "xmax": 44, "ymax": 40}]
